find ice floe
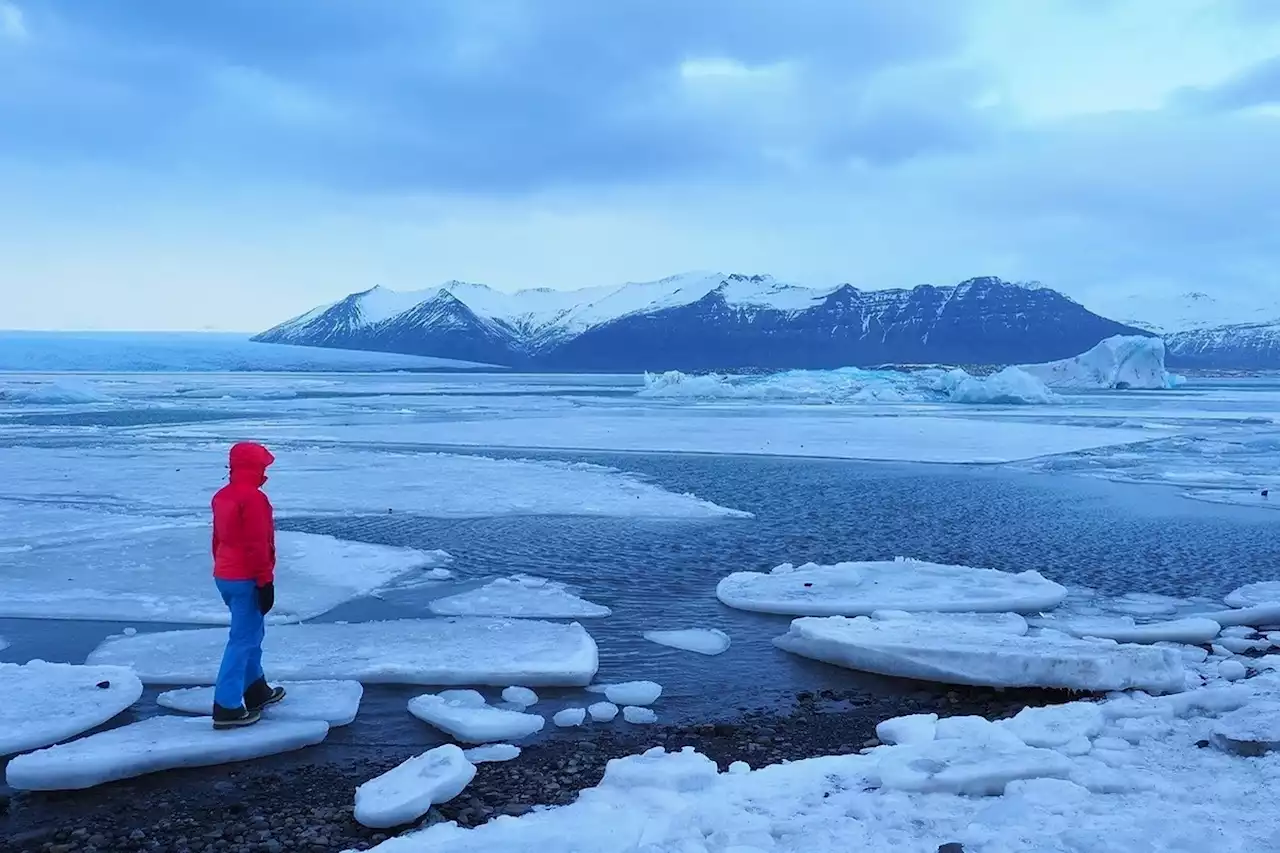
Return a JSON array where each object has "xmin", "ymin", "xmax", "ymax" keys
[
  {"xmin": 0, "ymin": 662, "xmax": 144, "ymax": 757},
  {"xmin": 773, "ymin": 614, "xmax": 1188, "ymax": 693},
  {"xmin": 157, "ymin": 680, "xmax": 363, "ymax": 726},
  {"xmin": 354, "ymin": 745, "xmax": 476, "ymax": 829},
  {"xmin": 1030, "ymin": 615, "xmax": 1222, "ymax": 645},
  {"xmin": 408, "ymin": 693, "xmax": 546, "ymax": 743},
  {"xmin": 717, "ymin": 559, "xmax": 1067, "ymax": 616},
  {"xmin": 0, "ymin": 526, "xmax": 446, "ymax": 623},
  {"xmin": 429, "ymin": 575, "xmax": 611, "ymax": 619},
  {"xmin": 642, "ymin": 628, "xmax": 731, "ymax": 655},
  {"xmin": 604, "ymin": 681, "xmax": 663, "ymax": 706},
  {"xmin": 6, "ymin": 716, "xmax": 328, "ymax": 791},
  {"xmin": 1224, "ymin": 581, "xmax": 1280, "ymax": 609},
  {"xmin": 87, "ymin": 618, "xmax": 599, "ymax": 687}
]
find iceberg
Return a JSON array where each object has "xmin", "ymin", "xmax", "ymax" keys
[
  {"xmin": 717, "ymin": 559, "xmax": 1068, "ymax": 617},
  {"xmin": 354, "ymin": 745, "xmax": 477, "ymax": 829},
  {"xmin": 1019, "ymin": 335, "xmax": 1180, "ymax": 390},
  {"xmin": 6, "ymin": 716, "xmax": 329, "ymax": 791},
  {"xmin": 429, "ymin": 575, "xmax": 611, "ymax": 619},
  {"xmin": 0, "ymin": 662, "xmax": 144, "ymax": 757},
  {"xmin": 773, "ymin": 614, "xmax": 1187, "ymax": 693},
  {"xmin": 87, "ymin": 618, "xmax": 599, "ymax": 687}
]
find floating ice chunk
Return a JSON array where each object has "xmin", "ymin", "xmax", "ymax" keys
[
  {"xmin": 553, "ymin": 708, "xmax": 587, "ymax": 727},
  {"xmin": 622, "ymin": 706, "xmax": 657, "ymax": 725},
  {"xmin": 501, "ymin": 687, "xmax": 539, "ymax": 707},
  {"xmin": 0, "ymin": 662, "xmax": 144, "ymax": 757},
  {"xmin": 1019, "ymin": 335, "xmax": 1177, "ymax": 390},
  {"xmin": 1218, "ymin": 660, "xmax": 1247, "ymax": 681},
  {"xmin": 1217, "ymin": 636, "xmax": 1271, "ymax": 654},
  {"xmin": 87, "ymin": 618, "xmax": 599, "ymax": 687},
  {"xmin": 605, "ymin": 681, "xmax": 663, "ymax": 706},
  {"xmin": 878, "ymin": 737, "xmax": 1074, "ymax": 796},
  {"xmin": 157, "ymin": 680, "xmax": 363, "ymax": 726},
  {"xmin": 463, "ymin": 744, "xmax": 521, "ymax": 763},
  {"xmin": 941, "ymin": 366, "xmax": 1058, "ymax": 405},
  {"xmin": 717, "ymin": 559, "xmax": 1066, "ymax": 617},
  {"xmin": 1225, "ymin": 581, "xmax": 1280, "ymax": 609},
  {"xmin": 1191, "ymin": 604, "xmax": 1280, "ymax": 628},
  {"xmin": 588, "ymin": 702, "xmax": 619, "ymax": 722},
  {"xmin": 1220, "ymin": 626, "xmax": 1258, "ymax": 638},
  {"xmin": 5, "ymin": 716, "xmax": 328, "ymax": 791},
  {"xmin": 408, "ymin": 693, "xmax": 545, "ymax": 744},
  {"xmin": 429, "ymin": 575, "xmax": 611, "ymax": 619},
  {"xmin": 0, "ymin": 526, "xmax": 446, "ymax": 624},
  {"xmin": 774, "ymin": 615, "xmax": 1187, "ymax": 693},
  {"xmin": 425, "ymin": 568, "xmax": 455, "ymax": 581},
  {"xmin": 355, "ymin": 745, "xmax": 477, "ymax": 829},
  {"xmin": 642, "ymin": 628, "xmax": 731, "ymax": 656},
  {"xmin": 1211, "ymin": 701, "xmax": 1280, "ymax": 756},
  {"xmin": 875, "ymin": 713, "xmax": 938, "ymax": 746},
  {"xmin": 1031, "ymin": 616, "xmax": 1222, "ymax": 645},
  {"xmin": 1002, "ymin": 703, "xmax": 1105, "ymax": 748}
]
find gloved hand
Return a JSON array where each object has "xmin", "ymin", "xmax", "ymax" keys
[{"xmin": 257, "ymin": 582, "xmax": 275, "ymax": 615}]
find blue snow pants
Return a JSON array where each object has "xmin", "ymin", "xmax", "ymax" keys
[{"xmin": 214, "ymin": 579, "xmax": 265, "ymax": 709}]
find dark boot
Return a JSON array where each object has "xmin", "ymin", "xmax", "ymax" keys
[
  {"xmin": 213, "ymin": 703, "xmax": 261, "ymax": 730},
  {"xmin": 244, "ymin": 678, "xmax": 286, "ymax": 712}
]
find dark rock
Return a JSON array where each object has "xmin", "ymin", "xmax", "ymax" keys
[
  {"xmin": 502, "ymin": 803, "xmax": 533, "ymax": 817},
  {"xmin": 938, "ymin": 844, "xmax": 965, "ymax": 853},
  {"xmin": 96, "ymin": 680, "xmax": 111, "ymax": 689}
]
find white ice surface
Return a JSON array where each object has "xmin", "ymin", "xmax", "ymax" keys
[
  {"xmin": 774, "ymin": 615, "xmax": 1187, "ymax": 693},
  {"xmin": 429, "ymin": 576, "xmax": 611, "ymax": 619},
  {"xmin": 362, "ymin": 411, "xmax": 1149, "ymax": 464},
  {"xmin": 363, "ymin": 673, "xmax": 1280, "ymax": 853},
  {"xmin": 717, "ymin": 559, "xmax": 1067, "ymax": 616},
  {"xmin": 501, "ymin": 687, "xmax": 539, "ymax": 707},
  {"xmin": 622, "ymin": 706, "xmax": 657, "ymax": 725},
  {"xmin": 0, "ymin": 662, "xmax": 144, "ymax": 757},
  {"xmin": 6, "ymin": 716, "xmax": 328, "ymax": 791},
  {"xmin": 1030, "ymin": 616, "xmax": 1223, "ymax": 645},
  {"xmin": 1002, "ymin": 703, "xmax": 1105, "ymax": 748},
  {"xmin": 0, "ymin": 379, "xmax": 110, "ymax": 404},
  {"xmin": 875, "ymin": 714, "xmax": 938, "ymax": 746},
  {"xmin": 354, "ymin": 745, "xmax": 477, "ymax": 829},
  {"xmin": 463, "ymin": 744, "xmax": 521, "ymax": 764},
  {"xmin": 604, "ymin": 681, "xmax": 663, "ymax": 706},
  {"xmin": 642, "ymin": 628, "xmax": 731, "ymax": 656},
  {"xmin": 1211, "ymin": 701, "xmax": 1280, "ymax": 751},
  {"xmin": 588, "ymin": 702, "xmax": 619, "ymax": 722},
  {"xmin": 1225, "ymin": 581, "xmax": 1280, "ymax": 609},
  {"xmin": 156, "ymin": 680, "xmax": 364, "ymax": 726},
  {"xmin": 1219, "ymin": 660, "xmax": 1247, "ymax": 681},
  {"xmin": 408, "ymin": 693, "xmax": 546, "ymax": 744},
  {"xmin": 87, "ymin": 618, "xmax": 599, "ymax": 687},
  {"xmin": 553, "ymin": 708, "xmax": 587, "ymax": 727},
  {"xmin": 1192, "ymin": 604, "xmax": 1280, "ymax": 628},
  {"xmin": 1020, "ymin": 335, "xmax": 1178, "ymax": 390},
  {"xmin": 0, "ymin": 525, "xmax": 445, "ymax": 623}
]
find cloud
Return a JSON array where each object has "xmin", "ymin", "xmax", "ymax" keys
[
  {"xmin": 0, "ymin": 1, "xmax": 26, "ymax": 41},
  {"xmin": 1174, "ymin": 54, "xmax": 1280, "ymax": 112}
]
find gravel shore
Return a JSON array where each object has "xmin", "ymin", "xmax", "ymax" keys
[{"xmin": 0, "ymin": 685, "xmax": 1053, "ymax": 853}]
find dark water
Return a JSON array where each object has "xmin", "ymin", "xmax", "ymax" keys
[{"xmin": 2, "ymin": 450, "xmax": 1277, "ymax": 762}]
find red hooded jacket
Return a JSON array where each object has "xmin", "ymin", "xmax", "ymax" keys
[{"xmin": 212, "ymin": 442, "xmax": 276, "ymax": 586}]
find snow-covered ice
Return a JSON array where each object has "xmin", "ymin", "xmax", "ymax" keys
[
  {"xmin": 0, "ymin": 526, "xmax": 446, "ymax": 623},
  {"xmin": 408, "ymin": 693, "xmax": 546, "ymax": 743},
  {"xmin": 643, "ymin": 628, "xmax": 731, "ymax": 655},
  {"xmin": 1192, "ymin": 604, "xmax": 1280, "ymax": 628},
  {"xmin": 604, "ymin": 681, "xmax": 663, "ymax": 706},
  {"xmin": 463, "ymin": 744, "xmax": 521, "ymax": 763},
  {"xmin": 6, "ymin": 716, "xmax": 328, "ymax": 791},
  {"xmin": 717, "ymin": 559, "xmax": 1067, "ymax": 616},
  {"xmin": 361, "ymin": 673, "xmax": 1280, "ymax": 853},
  {"xmin": 588, "ymin": 702, "xmax": 619, "ymax": 722},
  {"xmin": 0, "ymin": 379, "xmax": 111, "ymax": 404},
  {"xmin": 1218, "ymin": 636, "xmax": 1271, "ymax": 654},
  {"xmin": 553, "ymin": 708, "xmax": 587, "ymax": 727},
  {"xmin": 875, "ymin": 713, "xmax": 938, "ymax": 746},
  {"xmin": 1030, "ymin": 616, "xmax": 1223, "ymax": 645},
  {"xmin": 87, "ymin": 618, "xmax": 599, "ymax": 687},
  {"xmin": 1020, "ymin": 335, "xmax": 1179, "ymax": 390},
  {"xmin": 0, "ymin": 662, "xmax": 144, "ymax": 757},
  {"xmin": 501, "ymin": 687, "xmax": 539, "ymax": 707},
  {"xmin": 774, "ymin": 615, "xmax": 1187, "ymax": 693},
  {"xmin": 354, "ymin": 745, "xmax": 477, "ymax": 829},
  {"xmin": 429, "ymin": 575, "xmax": 611, "ymax": 619},
  {"xmin": 1211, "ymin": 701, "xmax": 1280, "ymax": 756},
  {"xmin": 1219, "ymin": 660, "xmax": 1247, "ymax": 681},
  {"xmin": 622, "ymin": 706, "xmax": 657, "ymax": 725},
  {"xmin": 156, "ymin": 680, "xmax": 363, "ymax": 726},
  {"xmin": 1225, "ymin": 581, "xmax": 1280, "ymax": 609}
]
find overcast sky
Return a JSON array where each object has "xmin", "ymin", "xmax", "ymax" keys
[{"xmin": 1, "ymin": 0, "xmax": 1277, "ymax": 331}]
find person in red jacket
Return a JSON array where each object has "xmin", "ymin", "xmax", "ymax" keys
[{"xmin": 211, "ymin": 442, "xmax": 286, "ymax": 729}]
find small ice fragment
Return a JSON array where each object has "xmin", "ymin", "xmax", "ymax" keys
[
  {"xmin": 501, "ymin": 687, "xmax": 539, "ymax": 707},
  {"xmin": 123, "ymin": 627, "xmax": 138, "ymax": 637},
  {"xmin": 642, "ymin": 629, "xmax": 731, "ymax": 656},
  {"xmin": 353, "ymin": 745, "xmax": 476, "ymax": 829},
  {"xmin": 1218, "ymin": 660, "xmax": 1247, "ymax": 681},
  {"xmin": 728, "ymin": 761, "xmax": 751, "ymax": 775},
  {"xmin": 1220, "ymin": 626, "xmax": 1257, "ymax": 638},
  {"xmin": 622, "ymin": 706, "xmax": 657, "ymax": 725},
  {"xmin": 463, "ymin": 744, "xmax": 521, "ymax": 764},
  {"xmin": 604, "ymin": 681, "xmax": 662, "ymax": 706},
  {"xmin": 875, "ymin": 713, "xmax": 938, "ymax": 746},
  {"xmin": 588, "ymin": 702, "xmax": 619, "ymax": 722},
  {"xmin": 408, "ymin": 694, "xmax": 545, "ymax": 744},
  {"xmin": 553, "ymin": 708, "xmax": 587, "ymax": 727}
]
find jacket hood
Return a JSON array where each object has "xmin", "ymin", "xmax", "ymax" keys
[{"xmin": 229, "ymin": 442, "xmax": 274, "ymax": 485}]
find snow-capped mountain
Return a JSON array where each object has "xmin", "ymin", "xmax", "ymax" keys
[
  {"xmin": 254, "ymin": 273, "xmax": 1151, "ymax": 370},
  {"xmin": 1164, "ymin": 322, "xmax": 1280, "ymax": 369}
]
